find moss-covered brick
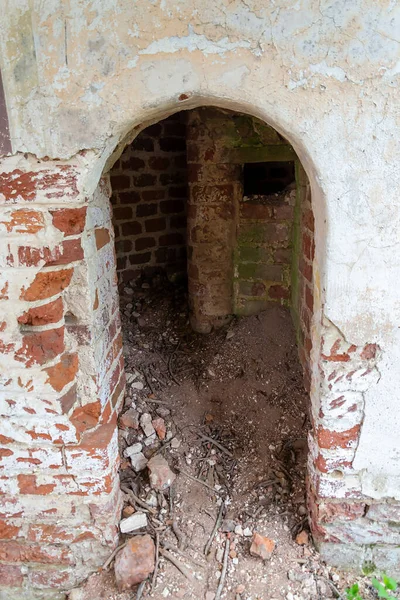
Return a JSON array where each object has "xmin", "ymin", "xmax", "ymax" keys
[
  {"xmin": 237, "ymin": 246, "xmax": 272, "ymax": 263},
  {"xmin": 237, "ymin": 263, "xmax": 283, "ymax": 281}
]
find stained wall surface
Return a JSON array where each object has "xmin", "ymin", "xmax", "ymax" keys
[{"xmin": 0, "ymin": 0, "xmax": 400, "ymax": 594}]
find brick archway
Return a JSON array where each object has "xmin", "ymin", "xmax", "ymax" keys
[{"xmin": 0, "ymin": 100, "xmax": 384, "ymax": 596}]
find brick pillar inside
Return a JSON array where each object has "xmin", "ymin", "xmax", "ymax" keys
[{"xmin": 186, "ymin": 109, "xmax": 241, "ymax": 333}]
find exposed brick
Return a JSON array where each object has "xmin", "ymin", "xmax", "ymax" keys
[
  {"xmin": 0, "ymin": 520, "xmax": 20, "ymax": 540},
  {"xmin": 70, "ymin": 400, "xmax": 101, "ymax": 433},
  {"xmin": 361, "ymin": 343, "xmax": 377, "ymax": 360},
  {"xmin": 59, "ymin": 384, "xmax": 77, "ymax": 414},
  {"xmin": 45, "ymin": 353, "xmax": 79, "ymax": 392},
  {"xmin": 141, "ymin": 189, "xmax": 165, "ymax": 201},
  {"xmin": 160, "ymin": 171, "xmax": 186, "ymax": 185},
  {"xmin": 15, "ymin": 327, "xmax": 64, "ymax": 367},
  {"xmin": 160, "ymin": 199, "xmax": 185, "ymax": 214},
  {"xmin": 119, "ymin": 191, "xmax": 140, "ymax": 204},
  {"xmin": 274, "ymin": 205, "xmax": 294, "ymax": 220},
  {"xmin": 51, "ymin": 207, "xmax": 87, "ymax": 235},
  {"xmin": 121, "ymin": 156, "xmax": 145, "ymax": 171},
  {"xmin": 95, "ymin": 227, "xmax": 111, "ymax": 250},
  {"xmin": 48, "ymin": 238, "xmax": 83, "ymax": 265},
  {"xmin": 145, "ymin": 217, "xmax": 166, "ymax": 233},
  {"xmin": 144, "ymin": 123, "xmax": 162, "ymax": 137},
  {"xmin": 18, "ymin": 297, "xmax": 63, "ymax": 326},
  {"xmin": 302, "ymin": 231, "xmax": 315, "ymax": 261},
  {"xmin": 241, "ymin": 203, "xmax": 273, "ymax": 220},
  {"xmin": 111, "ymin": 175, "xmax": 130, "ymax": 190},
  {"xmin": 136, "ymin": 203, "xmax": 158, "ymax": 217},
  {"xmin": 133, "ymin": 174, "xmax": 156, "ymax": 187},
  {"xmin": 300, "ymin": 257, "xmax": 313, "ymax": 283},
  {"xmin": 317, "ymin": 502, "xmax": 366, "ymax": 523},
  {"xmin": 159, "ymin": 233, "xmax": 184, "ymax": 246},
  {"xmin": 135, "ymin": 237, "xmax": 156, "ymax": 251},
  {"xmin": 116, "ymin": 240, "xmax": 132, "ymax": 253},
  {"xmin": 163, "ymin": 120, "xmax": 186, "ymax": 137},
  {"xmin": 0, "ymin": 166, "xmax": 78, "ymax": 204},
  {"xmin": 17, "ymin": 475, "xmax": 56, "ymax": 495},
  {"xmin": 317, "ymin": 424, "xmax": 361, "ymax": 449},
  {"xmin": 148, "ymin": 156, "xmax": 170, "ymax": 170},
  {"xmin": 132, "ymin": 137, "xmax": 154, "ymax": 152},
  {"xmin": 1, "ymin": 209, "xmax": 44, "ymax": 234},
  {"xmin": 121, "ymin": 221, "xmax": 142, "ymax": 236},
  {"xmin": 28, "ymin": 568, "xmax": 71, "ymax": 588},
  {"xmin": 269, "ymin": 284, "xmax": 290, "ymax": 300},
  {"xmin": 27, "ymin": 523, "xmax": 95, "ymax": 544},
  {"xmin": 113, "ymin": 206, "xmax": 132, "ymax": 220},
  {"xmin": 322, "ymin": 338, "xmax": 351, "ymax": 362},
  {"xmin": 0, "ymin": 540, "xmax": 73, "ymax": 564},
  {"xmin": 305, "ymin": 284, "xmax": 313, "ymax": 312},
  {"xmin": 274, "ymin": 248, "xmax": 291, "ymax": 264},
  {"xmin": 129, "ymin": 252, "xmax": 151, "ymax": 265},
  {"xmin": 302, "ymin": 207, "xmax": 315, "ymax": 232},
  {"xmin": 0, "ymin": 564, "xmax": 23, "ymax": 587},
  {"xmin": 117, "ymin": 256, "xmax": 127, "ymax": 270},
  {"xmin": 21, "ymin": 268, "xmax": 73, "ymax": 301}
]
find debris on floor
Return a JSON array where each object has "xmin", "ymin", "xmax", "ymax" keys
[{"xmin": 68, "ymin": 275, "xmax": 383, "ymax": 600}]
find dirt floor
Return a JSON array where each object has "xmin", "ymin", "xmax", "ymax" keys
[{"xmin": 69, "ymin": 275, "xmax": 389, "ymax": 600}]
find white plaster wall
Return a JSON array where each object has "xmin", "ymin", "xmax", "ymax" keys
[{"xmin": 1, "ymin": 0, "xmax": 400, "ymax": 494}]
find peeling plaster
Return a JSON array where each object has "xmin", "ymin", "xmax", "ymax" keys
[{"xmin": 1, "ymin": 0, "xmax": 400, "ymax": 501}]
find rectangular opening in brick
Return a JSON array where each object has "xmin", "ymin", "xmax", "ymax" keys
[{"xmin": 243, "ymin": 161, "xmax": 295, "ymax": 195}]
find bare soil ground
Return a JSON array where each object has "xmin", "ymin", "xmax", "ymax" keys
[{"xmin": 70, "ymin": 275, "xmax": 386, "ymax": 600}]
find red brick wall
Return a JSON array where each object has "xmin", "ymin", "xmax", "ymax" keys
[
  {"xmin": 110, "ymin": 113, "xmax": 187, "ymax": 284},
  {"xmin": 235, "ymin": 187, "xmax": 296, "ymax": 315},
  {"xmin": 296, "ymin": 166, "xmax": 315, "ymax": 392},
  {"xmin": 0, "ymin": 159, "xmax": 124, "ymax": 596}
]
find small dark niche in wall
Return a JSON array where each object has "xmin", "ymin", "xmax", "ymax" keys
[{"xmin": 243, "ymin": 161, "xmax": 295, "ymax": 195}]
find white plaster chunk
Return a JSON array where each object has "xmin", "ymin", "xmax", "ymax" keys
[
  {"xmin": 140, "ymin": 413, "xmax": 155, "ymax": 437},
  {"xmin": 120, "ymin": 512, "xmax": 147, "ymax": 533},
  {"xmin": 130, "ymin": 452, "xmax": 148, "ymax": 472},
  {"xmin": 124, "ymin": 443, "xmax": 143, "ymax": 458}
]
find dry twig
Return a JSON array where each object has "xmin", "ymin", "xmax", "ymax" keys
[
  {"xmin": 204, "ymin": 501, "xmax": 225, "ymax": 556},
  {"xmin": 121, "ymin": 485, "xmax": 157, "ymax": 515},
  {"xmin": 151, "ymin": 531, "xmax": 160, "ymax": 592},
  {"xmin": 159, "ymin": 548, "xmax": 194, "ymax": 581},
  {"xmin": 199, "ymin": 434, "xmax": 233, "ymax": 458},
  {"xmin": 177, "ymin": 469, "xmax": 222, "ymax": 495},
  {"xmin": 102, "ymin": 540, "xmax": 128, "ymax": 570},
  {"xmin": 215, "ymin": 538, "xmax": 230, "ymax": 600},
  {"xmin": 136, "ymin": 580, "xmax": 146, "ymax": 600},
  {"xmin": 161, "ymin": 540, "xmax": 205, "ymax": 569}
]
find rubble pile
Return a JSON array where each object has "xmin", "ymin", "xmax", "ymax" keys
[{"xmin": 69, "ymin": 275, "xmax": 378, "ymax": 599}]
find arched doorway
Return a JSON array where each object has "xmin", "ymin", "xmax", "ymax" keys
[{"xmin": 104, "ymin": 106, "xmax": 318, "ymax": 597}]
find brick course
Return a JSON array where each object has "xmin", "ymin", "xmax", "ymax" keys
[{"xmin": 110, "ymin": 113, "xmax": 188, "ymax": 284}]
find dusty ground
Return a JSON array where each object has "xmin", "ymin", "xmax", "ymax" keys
[{"xmin": 69, "ymin": 275, "xmax": 390, "ymax": 600}]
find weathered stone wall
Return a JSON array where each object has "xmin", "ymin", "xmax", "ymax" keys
[
  {"xmin": 110, "ymin": 114, "xmax": 187, "ymax": 284},
  {"xmin": 186, "ymin": 107, "xmax": 303, "ymax": 332},
  {"xmin": 0, "ymin": 158, "xmax": 123, "ymax": 598},
  {"xmin": 1, "ymin": 0, "xmax": 400, "ymax": 593},
  {"xmin": 235, "ymin": 187, "xmax": 295, "ymax": 315}
]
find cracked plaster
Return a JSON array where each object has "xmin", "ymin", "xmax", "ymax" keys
[{"xmin": 1, "ymin": 0, "xmax": 400, "ymax": 495}]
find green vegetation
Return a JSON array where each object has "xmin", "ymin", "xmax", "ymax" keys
[{"xmin": 346, "ymin": 574, "xmax": 398, "ymax": 600}]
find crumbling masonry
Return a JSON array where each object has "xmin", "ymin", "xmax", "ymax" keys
[{"xmin": 1, "ymin": 1, "xmax": 400, "ymax": 597}]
